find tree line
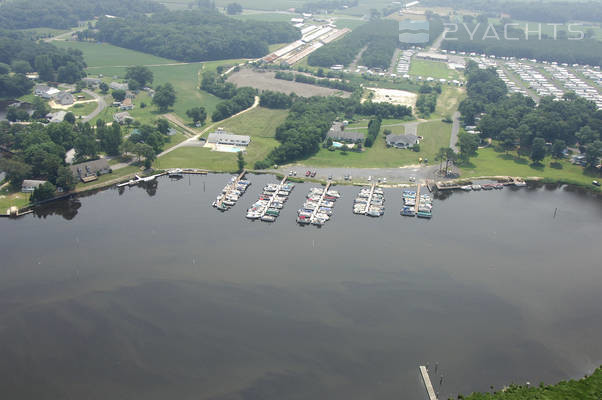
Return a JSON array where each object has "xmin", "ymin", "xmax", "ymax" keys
[
  {"xmin": 91, "ymin": 10, "xmax": 300, "ymax": 62},
  {"xmin": 0, "ymin": 0, "xmax": 163, "ymax": 30},
  {"xmin": 459, "ymin": 60, "xmax": 602, "ymax": 166},
  {"xmin": 415, "ymin": 84, "xmax": 442, "ymax": 117},
  {"xmin": 365, "ymin": 117, "xmax": 382, "ymax": 147},
  {"xmin": 200, "ymin": 71, "xmax": 257, "ymax": 121},
  {"xmin": 273, "ymin": 71, "xmax": 357, "ymax": 92}
]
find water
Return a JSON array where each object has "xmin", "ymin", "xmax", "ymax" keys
[{"xmin": 0, "ymin": 174, "xmax": 601, "ymax": 400}]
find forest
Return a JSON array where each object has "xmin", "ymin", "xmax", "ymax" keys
[
  {"xmin": 0, "ymin": 0, "xmax": 163, "ymax": 29},
  {"xmin": 459, "ymin": 60, "xmax": 602, "ymax": 167},
  {"xmin": 0, "ymin": 31, "xmax": 86, "ymax": 97},
  {"xmin": 441, "ymin": 24, "xmax": 602, "ymax": 67},
  {"xmin": 92, "ymin": 10, "xmax": 300, "ymax": 62}
]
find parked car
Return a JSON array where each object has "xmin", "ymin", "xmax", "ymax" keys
[
  {"xmin": 306, "ymin": 170, "xmax": 311, "ymax": 177},
  {"xmin": 311, "ymin": 171, "xmax": 317, "ymax": 177},
  {"xmin": 593, "ymin": 180, "xmax": 601, "ymax": 187}
]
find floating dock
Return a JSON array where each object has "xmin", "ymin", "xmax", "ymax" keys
[
  {"xmin": 419, "ymin": 365, "xmax": 438, "ymax": 400},
  {"xmin": 353, "ymin": 184, "xmax": 385, "ymax": 217},
  {"xmin": 213, "ymin": 170, "xmax": 250, "ymax": 211},
  {"xmin": 297, "ymin": 182, "xmax": 340, "ymax": 226},
  {"xmin": 246, "ymin": 176, "xmax": 294, "ymax": 222}
]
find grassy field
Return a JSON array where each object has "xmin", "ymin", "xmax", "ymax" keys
[
  {"xmin": 301, "ymin": 120, "xmax": 451, "ymax": 168},
  {"xmin": 155, "ymin": 107, "xmax": 287, "ymax": 171},
  {"xmin": 410, "ymin": 59, "xmax": 461, "ymax": 80},
  {"xmin": 464, "ymin": 366, "xmax": 602, "ymax": 400},
  {"xmin": 0, "ymin": 186, "xmax": 30, "ymax": 212},
  {"xmin": 53, "ymin": 41, "xmax": 176, "ymax": 67},
  {"xmin": 460, "ymin": 147, "xmax": 601, "ymax": 190},
  {"xmin": 434, "ymin": 86, "xmax": 465, "ymax": 119},
  {"xmin": 69, "ymin": 101, "xmax": 98, "ymax": 117}
]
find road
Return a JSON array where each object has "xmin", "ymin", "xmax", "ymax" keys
[
  {"xmin": 450, "ymin": 111, "xmax": 460, "ymax": 153},
  {"xmin": 81, "ymin": 89, "xmax": 107, "ymax": 123}
]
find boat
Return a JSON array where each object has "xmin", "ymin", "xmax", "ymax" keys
[
  {"xmin": 417, "ymin": 211, "xmax": 432, "ymax": 219},
  {"xmin": 297, "ymin": 215, "xmax": 310, "ymax": 224},
  {"xmin": 401, "ymin": 207, "xmax": 415, "ymax": 216},
  {"xmin": 261, "ymin": 215, "xmax": 276, "ymax": 222},
  {"xmin": 482, "ymin": 184, "xmax": 494, "ymax": 190},
  {"xmin": 168, "ymin": 168, "xmax": 183, "ymax": 178},
  {"xmin": 514, "ymin": 180, "xmax": 527, "ymax": 187},
  {"xmin": 461, "ymin": 185, "xmax": 472, "ymax": 191},
  {"xmin": 494, "ymin": 183, "xmax": 504, "ymax": 189},
  {"xmin": 246, "ymin": 212, "xmax": 261, "ymax": 219},
  {"xmin": 471, "ymin": 184, "xmax": 482, "ymax": 190}
]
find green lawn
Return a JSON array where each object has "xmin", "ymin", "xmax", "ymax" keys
[
  {"xmin": 434, "ymin": 86, "xmax": 465, "ymax": 119},
  {"xmin": 75, "ymin": 165, "xmax": 142, "ymax": 190},
  {"xmin": 301, "ymin": 120, "xmax": 451, "ymax": 168},
  {"xmin": 0, "ymin": 186, "xmax": 30, "ymax": 212},
  {"xmin": 213, "ymin": 107, "xmax": 289, "ymax": 138},
  {"xmin": 460, "ymin": 147, "xmax": 601, "ymax": 190},
  {"xmin": 410, "ymin": 59, "xmax": 461, "ymax": 80},
  {"xmin": 69, "ymin": 101, "xmax": 98, "ymax": 117},
  {"xmin": 53, "ymin": 41, "xmax": 176, "ymax": 67}
]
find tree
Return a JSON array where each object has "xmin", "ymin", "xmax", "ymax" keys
[
  {"xmin": 186, "ymin": 107, "xmax": 207, "ymax": 125},
  {"xmin": 0, "ymin": 158, "xmax": 32, "ymax": 190},
  {"xmin": 0, "ymin": 62, "xmax": 10, "ymax": 75},
  {"xmin": 64, "ymin": 112, "xmax": 76, "ymax": 124},
  {"xmin": 112, "ymin": 89, "xmax": 126, "ymax": 102},
  {"xmin": 11, "ymin": 60, "xmax": 32, "ymax": 74},
  {"xmin": 99, "ymin": 82, "xmax": 109, "ymax": 94},
  {"xmin": 31, "ymin": 97, "xmax": 49, "ymax": 120},
  {"xmin": 435, "ymin": 147, "xmax": 447, "ymax": 172},
  {"xmin": 584, "ymin": 140, "xmax": 602, "ymax": 168},
  {"xmin": 444, "ymin": 148, "xmax": 457, "ymax": 175},
  {"xmin": 55, "ymin": 166, "xmax": 75, "ymax": 191},
  {"xmin": 226, "ymin": 2, "xmax": 242, "ymax": 14},
  {"xmin": 458, "ymin": 132, "xmax": 479, "ymax": 161},
  {"xmin": 75, "ymin": 80, "xmax": 86, "ymax": 92},
  {"xmin": 530, "ymin": 137, "xmax": 547, "ymax": 164},
  {"xmin": 34, "ymin": 54, "xmax": 54, "ymax": 81},
  {"xmin": 30, "ymin": 182, "xmax": 56, "ymax": 203},
  {"xmin": 126, "ymin": 65, "xmax": 153, "ymax": 88},
  {"xmin": 551, "ymin": 139, "xmax": 566, "ymax": 159},
  {"xmin": 152, "ymin": 83, "xmax": 176, "ymax": 112},
  {"xmin": 100, "ymin": 123, "xmax": 122, "ymax": 156},
  {"xmin": 133, "ymin": 142, "xmax": 155, "ymax": 163},
  {"xmin": 237, "ymin": 151, "xmax": 245, "ymax": 172},
  {"xmin": 156, "ymin": 118, "xmax": 169, "ymax": 135},
  {"xmin": 74, "ymin": 123, "xmax": 98, "ymax": 161},
  {"xmin": 500, "ymin": 127, "xmax": 518, "ymax": 154}
]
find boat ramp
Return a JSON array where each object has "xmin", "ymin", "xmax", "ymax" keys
[
  {"xmin": 212, "ymin": 170, "xmax": 251, "ymax": 211},
  {"xmin": 353, "ymin": 184, "xmax": 385, "ymax": 217},
  {"xmin": 297, "ymin": 182, "xmax": 341, "ymax": 226},
  {"xmin": 246, "ymin": 176, "xmax": 294, "ymax": 222}
]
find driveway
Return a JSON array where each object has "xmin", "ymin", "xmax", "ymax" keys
[{"xmin": 82, "ymin": 89, "xmax": 107, "ymax": 123}]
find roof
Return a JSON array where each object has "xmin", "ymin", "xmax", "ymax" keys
[
  {"xmin": 113, "ymin": 111, "xmax": 132, "ymax": 122},
  {"xmin": 326, "ymin": 123, "xmax": 364, "ymax": 142},
  {"xmin": 22, "ymin": 179, "xmax": 47, "ymax": 187},
  {"xmin": 69, "ymin": 159, "xmax": 111, "ymax": 178},
  {"xmin": 386, "ymin": 134, "xmax": 418, "ymax": 146},
  {"xmin": 207, "ymin": 131, "xmax": 250, "ymax": 144}
]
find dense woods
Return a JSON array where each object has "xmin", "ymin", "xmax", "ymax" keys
[
  {"xmin": 92, "ymin": 10, "xmax": 300, "ymax": 62},
  {"xmin": 0, "ymin": 31, "xmax": 86, "ymax": 97},
  {"xmin": 441, "ymin": 24, "xmax": 602, "ymax": 66},
  {"xmin": 459, "ymin": 60, "xmax": 602, "ymax": 166},
  {"xmin": 0, "ymin": 0, "xmax": 163, "ymax": 29},
  {"xmin": 259, "ymin": 91, "xmax": 294, "ymax": 109}
]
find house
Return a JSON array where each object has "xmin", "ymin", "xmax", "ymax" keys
[
  {"xmin": 82, "ymin": 77, "xmax": 102, "ymax": 87},
  {"xmin": 69, "ymin": 159, "xmax": 112, "ymax": 183},
  {"xmin": 125, "ymin": 90, "xmax": 136, "ymax": 99},
  {"xmin": 26, "ymin": 73, "xmax": 39, "ymax": 80},
  {"xmin": 207, "ymin": 129, "xmax": 251, "ymax": 146},
  {"xmin": 46, "ymin": 110, "xmax": 67, "ymax": 123},
  {"xmin": 326, "ymin": 122, "xmax": 364, "ymax": 143},
  {"xmin": 55, "ymin": 91, "xmax": 75, "ymax": 106},
  {"xmin": 120, "ymin": 97, "xmax": 134, "ymax": 110},
  {"xmin": 34, "ymin": 85, "xmax": 60, "ymax": 99},
  {"xmin": 21, "ymin": 179, "xmax": 47, "ymax": 193},
  {"xmin": 386, "ymin": 133, "xmax": 419, "ymax": 149},
  {"xmin": 113, "ymin": 111, "xmax": 133, "ymax": 124},
  {"xmin": 109, "ymin": 82, "xmax": 128, "ymax": 91}
]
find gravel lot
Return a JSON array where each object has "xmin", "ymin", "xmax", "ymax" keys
[{"xmin": 227, "ymin": 69, "xmax": 351, "ymax": 98}]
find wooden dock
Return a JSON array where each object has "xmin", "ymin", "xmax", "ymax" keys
[
  {"xmin": 216, "ymin": 170, "xmax": 246, "ymax": 208},
  {"xmin": 419, "ymin": 365, "xmax": 438, "ymax": 400},
  {"xmin": 309, "ymin": 182, "xmax": 331, "ymax": 224},
  {"xmin": 414, "ymin": 184, "xmax": 422, "ymax": 213},
  {"xmin": 259, "ymin": 176, "xmax": 287, "ymax": 219},
  {"xmin": 363, "ymin": 183, "xmax": 376, "ymax": 214}
]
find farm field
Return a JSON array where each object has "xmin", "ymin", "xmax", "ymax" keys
[
  {"xmin": 52, "ymin": 41, "xmax": 176, "ymax": 68},
  {"xmin": 410, "ymin": 59, "xmax": 461, "ymax": 80},
  {"xmin": 300, "ymin": 120, "xmax": 451, "ymax": 168},
  {"xmin": 227, "ymin": 69, "xmax": 351, "ymax": 97}
]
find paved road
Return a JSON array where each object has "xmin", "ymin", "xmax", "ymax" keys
[
  {"xmin": 81, "ymin": 89, "xmax": 107, "ymax": 123},
  {"xmin": 270, "ymin": 164, "xmax": 440, "ymax": 185},
  {"xmin": 450, "ymin": 111, "xmax": 460, "ymax": 153}
]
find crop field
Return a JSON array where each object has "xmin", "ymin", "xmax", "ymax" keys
[{"xmin": 227, "ymin": 69, "xmax": 351, "ymax": 97}]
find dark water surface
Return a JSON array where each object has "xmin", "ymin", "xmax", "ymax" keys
[{"xmin": 1, "ymin": 174, "xmax": 601, "ymax": 400}]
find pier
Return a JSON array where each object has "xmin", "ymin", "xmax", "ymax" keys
[
  {"xmin": 419, "ymin": 365, "xmax": 438, "ymax": 400},
  {"xmin": 215, "ymin": 170, "xmax": 247, "ymax": 210},
  {"xmin": 309, "ymin": 182, "xmax": 331, "ymax": 224},
  {"xmin": 259, "ymin": 176, "xmax": 288, "ymax": 219},
  {"xmin": 363, "ymin": 183, "xmax": 376, "ymax": 214},
  {"xmin": 414, "ymin": 184, "xmax": 422, "ymax": 213}
]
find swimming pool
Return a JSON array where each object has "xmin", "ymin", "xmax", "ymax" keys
[{"xmin": 216, "ymin": 145, "xmax": 244, "ymax": 153}]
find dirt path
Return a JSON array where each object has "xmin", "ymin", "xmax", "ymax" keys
[{"xmin": 348, "ymin": 45, "xmax": 368, "ymax": 71}]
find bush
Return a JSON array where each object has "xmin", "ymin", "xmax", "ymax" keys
[{"xmin": 412, "ymin": 143, "xmax": 420, "ymax": 152}]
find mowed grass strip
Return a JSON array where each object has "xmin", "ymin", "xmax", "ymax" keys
[
  {"xmin": 301, "ymin": 120, "xmax": 451, "ymax": 168},
  {"xmin": 460, "ymin": 147, "xmax": 601, "ymax": 189}
]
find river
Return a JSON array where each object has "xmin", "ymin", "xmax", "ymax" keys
[{"xmin": 0, "ymin": 174, "xmax": 601, "ymax": 400}]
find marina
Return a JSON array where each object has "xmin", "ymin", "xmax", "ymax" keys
[
  {"xmin": 400, "ymin": 184, "xmax": 433, "ymax": 218},
  {"xmin": 297, "ymin": 182, "xmax": 341, "ymax": 226},
  {"xmin": 212, "ymin": 170, "xmax": 251, "ymax": 211},
  {"xmin": 353, "ymin": 184, "xmax": 385, "ymax": 217},
  {"xmin": 246, "ymin": 176, "xmax": 294, "ymax": 222}
]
